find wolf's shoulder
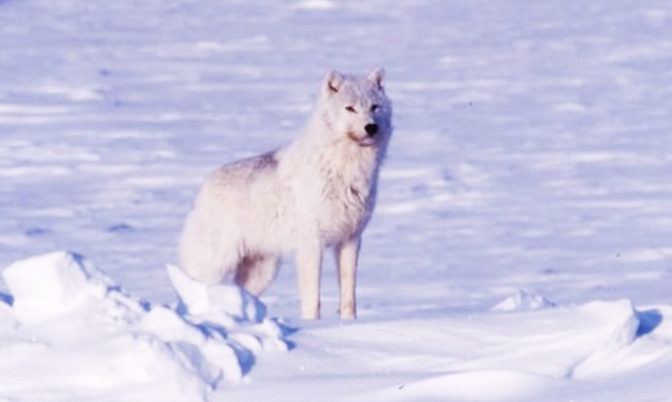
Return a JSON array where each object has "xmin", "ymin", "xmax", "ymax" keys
[{"xmin": 204, "ymin": 150, "xmax": 280, "ymax": 187}]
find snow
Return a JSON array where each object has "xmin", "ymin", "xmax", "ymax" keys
[
  {"xmin": 0, "ymin": 252, "xmax": 287, "ymax": 401},
  {"xmin": 491, "ymin": 289, "xmax": 557, "ymax": 311},
  {"xmin": 1, "ymin": 0, "xmax": 672, "ymax": 401},
  {"xmin": 166, "ymin": 264, "xmax": 267, "ymax": 323}
]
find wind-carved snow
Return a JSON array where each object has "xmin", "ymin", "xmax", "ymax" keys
[
  {"xmin": 0, "ymin": 252, "xmax": 287, "ymax": 402},
  {"xmin": 264, "ymin": 299, "xmax": 668, "ymax": 402},
  {"xmin": 569, "ymin": 300, "xmax": 642, "ymax": 379}
]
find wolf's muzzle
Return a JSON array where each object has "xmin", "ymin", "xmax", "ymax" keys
[{"xmin": 364, "ymin": 123, "xmax": 378, "ymax": 137}]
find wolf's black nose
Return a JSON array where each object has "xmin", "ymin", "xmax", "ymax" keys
[{"xmin": 364, "ymin": 123, "xmax": 378, "ymax": 137}]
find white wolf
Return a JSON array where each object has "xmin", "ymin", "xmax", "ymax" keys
[{"xmin": 177, "ymin": 68, "xmax": 392, "ymax": 320}]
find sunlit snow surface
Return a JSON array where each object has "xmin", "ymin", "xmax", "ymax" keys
[{"xmin": 1, "ymin": 0, "xmax": 672, "ymax": 401}]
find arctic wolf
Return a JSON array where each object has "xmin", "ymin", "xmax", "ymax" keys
[{"xmin": 178, "ymin": 68, "xmax": 392, "ymax": 320}]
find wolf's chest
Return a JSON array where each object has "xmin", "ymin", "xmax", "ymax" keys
[{"xmin": 315, "ymin": 171, "xmax": 375, "ymax": 243}]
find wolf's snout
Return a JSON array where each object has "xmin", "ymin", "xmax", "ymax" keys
[{"xmin": 364, "ymin": 123, "xmax": 378, "ymax": 137}]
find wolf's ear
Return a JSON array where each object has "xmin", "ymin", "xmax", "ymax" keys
[
  {"xmin": 367, "ymin": 67, "xmax": 385, "ymax": 89},
  {"xmin": 323, "ymin": 70, "xmax": 344, "ymax": 97}
]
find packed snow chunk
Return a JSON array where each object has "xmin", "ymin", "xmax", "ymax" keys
[
  {"xmin": 140, "ymin": 305, "xmax": 208, "ymax": 345},
  {"xmin": 167, "ymin": 264, "xmax": 266, "ymax": 323},
  {"xmin": 167, "ymin": 264, "xmax": 287, "ymax": 355},
  {"xmin": 2, "ymin": 251, "xmax": 114, "ymax": 322},
  {"xmin": 163, "ymin": 340, "xmax": 223, "ymax": 389},
  {"xmin": 138, "ymin": 305, "xmax": 245, "ymax": 383},
  {"xmin": 492, "ymin": 289, "xmax": 556, "ymax": 312}
]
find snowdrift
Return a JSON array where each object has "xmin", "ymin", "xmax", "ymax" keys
[
  {"xmin": 244, "ymin": 292, "xmax": 672, "ymax": 402},
  {"xmin": 3, "ymin": 253, "xmax": 672, "ymax": 402},
  {"xmin": 0, "ymin": 252, "xmax": 287, "ymax": 402}
]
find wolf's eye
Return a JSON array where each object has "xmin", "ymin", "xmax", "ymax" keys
[
  {"xmin": 345, "ymin": 106, "xmax": 356, "ymax": 113},
  {"xmin": 371, "ymin": 104, "xmax": 379, "ymax": 112}
]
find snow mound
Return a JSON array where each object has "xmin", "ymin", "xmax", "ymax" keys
[
  {"xmin": 570, "ymin": 299, "xmax": 640, "ymax": 379},
  {"xmin": 0, "ymin": 252, "xmax": 287, "ymax": 401},
  {"xmin": 3, "ymin": 252, "xmax": 114, "ymax": 323},
  {"xmin": 167, "ymin": 263, "xmax": 266, "ymax": 324},
  {"xmin": 491, "ymin": 289, "xmax": 556, "ymax": 311}
]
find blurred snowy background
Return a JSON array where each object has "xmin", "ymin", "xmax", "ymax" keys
[{"xmin": 1, "ymin": 0, "xmax": 671, "ymax": 401}]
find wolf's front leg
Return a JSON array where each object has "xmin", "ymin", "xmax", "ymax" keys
[
  {"xmin": 336, "ymin": 238, "xmax": 360, "ymax": 319},
  {"xmin": 296, "ymin": 244, "xmax": 323, "ymax": 320}
]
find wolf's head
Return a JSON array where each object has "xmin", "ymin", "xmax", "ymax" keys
[{"xmin": 317, "ymin": 68, "xmax": 393, "ymax": 149}]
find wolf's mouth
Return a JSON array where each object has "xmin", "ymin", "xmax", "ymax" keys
[{"xmin": 347, "ymin": 131, "xmax": 377, "ymax": 147}]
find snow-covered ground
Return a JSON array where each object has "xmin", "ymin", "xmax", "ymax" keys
[{"xmin": 1, "ymin": 0, "xmax": 672, "ymax": 400}]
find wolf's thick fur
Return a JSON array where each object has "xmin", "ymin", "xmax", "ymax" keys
[{"xmin": 178, "ymin": 68, "xmax": 392, "ymax": 319}]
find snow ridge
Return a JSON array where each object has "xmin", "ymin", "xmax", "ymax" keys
[{"xmin": 0, "ymin": 252, "xmax": 287, "ymax": 401}]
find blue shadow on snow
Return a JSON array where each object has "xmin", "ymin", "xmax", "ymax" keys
[
  {"xmin": 636, "ymin": 309, "xmax": 663, "ymax": 337},
  {"xmin": 0, "ymin": 293, "xmax": 13, "ymax": 306}
]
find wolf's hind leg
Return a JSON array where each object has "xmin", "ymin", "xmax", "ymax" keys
[{"xmin": 234, "ymin": 255, "xmax": 279, "ymax": 296}]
